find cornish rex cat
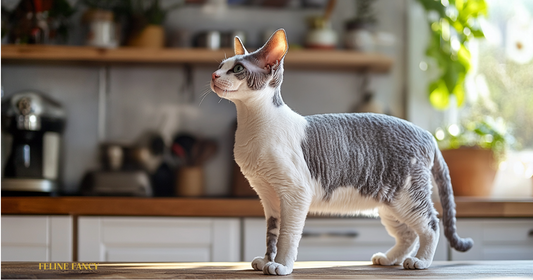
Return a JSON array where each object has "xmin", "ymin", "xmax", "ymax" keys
[{"xmin": 210, "ymin": 28, "xmax": 472, "ymax": 276}]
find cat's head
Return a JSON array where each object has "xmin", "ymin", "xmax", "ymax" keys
[{"xmin": 210, "ymin": 29, "xmax": 288, "ymax": 105}]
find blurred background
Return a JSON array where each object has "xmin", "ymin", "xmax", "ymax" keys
[{"xmin": 1, "ymin": 0, "xmax": 532, "ymax": 264}]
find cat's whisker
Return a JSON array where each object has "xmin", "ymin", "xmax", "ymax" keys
[{"xmin": 198, "ymin": 91, "xmax": 210, "ymax": 107}]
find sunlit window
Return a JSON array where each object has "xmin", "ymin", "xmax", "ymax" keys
[{"xmin": 465, "ymin": 0, "xmax": 533, "ymax": 196}]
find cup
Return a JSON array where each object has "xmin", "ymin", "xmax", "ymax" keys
[{"xmin": 176, "ymin": 166, "xmax": 204, "ymax": 197}]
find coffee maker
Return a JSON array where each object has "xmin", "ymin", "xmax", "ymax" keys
[{"xmin": 1, "ymin": 91, "xmax": 66, "ymax": 195}]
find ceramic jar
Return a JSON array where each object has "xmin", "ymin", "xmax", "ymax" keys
[
  {"xmin": 344, "ymin": 20, "xmax": 374, "ymax": 52},
  {"xmin": 305, "ymin": 17, "xmax": 337, "ymax": 49},
  {"xmin": 83, "ymin": 9, "xmax": 118, "ymax": 48}
]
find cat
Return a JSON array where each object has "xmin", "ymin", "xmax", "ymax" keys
[{"xmin": 210, "ymin": 29, "xmax": 473, "ymax": 276}]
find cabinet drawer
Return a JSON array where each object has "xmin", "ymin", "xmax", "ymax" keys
[
  {"xmin": 300, "ymin": 218, "xmax": 392, "ymax": 245},
  {"xmin": 100, "ymin": 218, "xmax": 212, "ymax": 245},
  {"xmin": 1, "ymin": 216, "xmax": 49, "ymax": 245},
  {"xmin": 299, "ymin": 219, "xmax": 396, "ymax": 261},
  {"xmin": 1, "ymin": 215, "xmax": 72, "ymax": 261},
  {"xmin": 78, "ymin": 217, "xmax": 240, "ymax": 262},
  {"xmin": 482, "ymin": 220, "xmax": 533, "ymax": 243},
  {"xmin": 452, "ymin": 219, "xmax": 533, "ymax": 261}
]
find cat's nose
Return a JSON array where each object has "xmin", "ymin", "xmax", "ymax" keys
[{"xmin": 212, "ymin": 72, "xmax": 220, "ymax": 80}]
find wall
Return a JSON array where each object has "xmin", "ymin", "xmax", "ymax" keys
[{"xmin": 1, "ymin": 0, "xmax": 408, "ymax": 195}]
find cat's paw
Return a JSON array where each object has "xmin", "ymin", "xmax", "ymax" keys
[
  {"xmin": 403, "ymin": 257, "xmax": 430, "ymax": 270},
  {"xmin": 263, "ymin": 262, "xmax": 292, "ymax": 276},
  {"xmin": 251, "ymin": 256, "xmax": 268, "ymax": 271},
  {"xmin": 371, "ymin": 252, "xmax": 398, "ymax": 266}
]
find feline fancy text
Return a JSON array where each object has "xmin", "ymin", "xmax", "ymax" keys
[{"xmin": 39, "ymin": 263, "xmax": 99, "ymax": 270}]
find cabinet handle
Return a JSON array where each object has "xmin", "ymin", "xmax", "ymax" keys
[{"xmin": 302, "ymin": 231, "xmax": 359, "ymax": 239}]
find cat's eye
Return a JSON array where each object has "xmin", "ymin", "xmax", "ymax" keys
[{"xmin": 233, "ymin": 64, "xmax": 245, "ymax": 73}]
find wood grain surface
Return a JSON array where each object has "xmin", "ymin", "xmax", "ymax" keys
[
  {"xmin": 2, "ymin": 197, "xmax": 533, "ymax": 218},
  {"xmin": 1, "ymin": 45, "xmax": 393, "ymax": 72},
  {"xmin": 2, "ymin": 261, "xmax": 532, "ymax": 279}
]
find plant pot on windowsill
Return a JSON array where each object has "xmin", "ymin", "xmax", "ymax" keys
[
  {"xmin": 441, "ymin": 147, "xmax": 498, "ymax": 197},
  {"xmin": 128, "ymin": 24, "xmax": 164, "ymax": 49}
]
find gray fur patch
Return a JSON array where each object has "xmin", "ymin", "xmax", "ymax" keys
[
  {"xmin": 232, "ymin": 58, "xmax": 269, "ymax": 91},
  {"xmin": 269, "ymin": 63, "xmax": 283, "ymax": 88},
  {"xmin": 272, "ymin": 88, "xmax": 284, "ymax": 107},
  {"xmin": 265, "ymin": 216, "xmax": 278, "ymax": 261},
  {"xmin": 429, "ymin": 218, "xmax": 439, "ymax": 232},
  {"xmin": 301, "ymin": 113, "xmax": 436, "ymax": 203}
]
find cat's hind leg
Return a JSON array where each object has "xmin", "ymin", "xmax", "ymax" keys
[
  {"xmin": 390, "ymin": 173, "xmax": 440, "ymax": 270},
  {"xmin": 372, "ymin": 208, "xmax": 418, "ymax": 266}
]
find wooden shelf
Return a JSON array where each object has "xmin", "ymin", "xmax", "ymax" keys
[
  {"xmin": 2, "ymin": 197, "xmax": 532, "ymax": 218},
  {"xmin": 1, "ymin": 45, "xmax": 393, "ymax": 72}
]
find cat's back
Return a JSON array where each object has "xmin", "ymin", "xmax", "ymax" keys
[{"xmin": 303, "ymin": 112, "xmax": 434, "ymax": 152}]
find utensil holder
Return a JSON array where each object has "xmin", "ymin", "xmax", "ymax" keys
[{"xmin": 176, "ymin": 166, "xmax": 204, "ymax": 197}]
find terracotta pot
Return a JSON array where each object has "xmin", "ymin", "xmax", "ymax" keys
[
  {"xmin": 128, "ymin": 25, "xmax": 165, "ymax": 49},
  {"xmin": 441, "ymin": 148, "xmax": 498, "ymax": 197}
]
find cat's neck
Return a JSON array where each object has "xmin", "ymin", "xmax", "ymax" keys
[{"xmin": 233, "ymin": 88, "xmax": 302, "ymax": 133}]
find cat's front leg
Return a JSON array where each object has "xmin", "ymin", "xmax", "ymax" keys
[
  {"xmin": 263, "ymin": 194, "xmax": 311, "ymax": 276},
  {"xmin": 248, "ymin": 179, "xmax": 281, "ymax": 271},
  {"xmin": 252, "ymin": 215, "xmax": 280, "ymax": 271}
]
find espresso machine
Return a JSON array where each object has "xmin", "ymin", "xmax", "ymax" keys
[{"xmin": 1, "ymin": 91, "xmax": 66, "ymax": 195}]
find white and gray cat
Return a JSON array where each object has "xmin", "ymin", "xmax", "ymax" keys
[{"xmin": 210, "ymin": 29, "xmax": 473, "ymax": 276}]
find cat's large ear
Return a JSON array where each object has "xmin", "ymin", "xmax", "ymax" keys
[
  {"xmin": 234, "ymin": 36, "xmax": 248, "ymax": 55},
  {"xmin": 257, "ymin": 29, "xmax": 289, "ymax": 67}
]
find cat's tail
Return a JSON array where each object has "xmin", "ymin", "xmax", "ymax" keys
[{"xmin": 432, "ymin": 147, "xmax": 474, "ymax": 252}]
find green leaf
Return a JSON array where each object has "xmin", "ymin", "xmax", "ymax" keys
[{"xmin": 429, "ymin": 81, "xmax": 450, "ymax": 109}]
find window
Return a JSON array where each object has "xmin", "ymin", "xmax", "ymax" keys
[{"xmin": 464, "ymin": 0, "xmax": 533, "ymax": 196}]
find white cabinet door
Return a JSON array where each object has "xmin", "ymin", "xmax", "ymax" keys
[
  {"xmin": 1, "ymin": 215, "xmax": 72, "ymax": 261},
  {"xmin": 78, "ymin": 217, "xmax": 240, "ymax": 262},
  {"xmin": 244, "ymin": 217, "xmax": 447, "ymax": 262},
  {"xmin": 451, "ymin": 219, "xmax": 533, "ymax": 261}
]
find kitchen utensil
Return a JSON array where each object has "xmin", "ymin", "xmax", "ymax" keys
[
  {"xmin": 173, "ymin": 133, "xmax": 197, "ymax": 165},
  {"xmin": 80, "ymin": 170, "xmax": 152, "ymax": 196},
  {"xmin": 1, "ymin": 91, "xmax": 66, "ymax": 195},
  {"xmin": 151, "ymin": 162, "xmax": 174, "ymax": 197},
  {"xmin": 191, "ymin": 139, "xmax": 218, "ymax": 166}
]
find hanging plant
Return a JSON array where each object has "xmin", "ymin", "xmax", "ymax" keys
[{"xmin": 416, "ymin": 0, "xmax": 488, "ymax": 110}]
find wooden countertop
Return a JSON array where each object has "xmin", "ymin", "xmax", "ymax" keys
[
  {"xmin": 2, "ymin": 261, "xmax": 532, "ymax": 279},
  {"xmin": 2, "ymin": 197, "xmax": 533, "ymax": 218}
]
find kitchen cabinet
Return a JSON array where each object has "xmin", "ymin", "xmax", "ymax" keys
[
  {"xmin": 451, "ymin": 219, "xmax": 533, "ymax": 261},
  {"xmin": 78, "ymin": 217, "xmax": 240, "ymax": 262},
  {"xmin": 243, "ymin": 217, "xmax": 448, "ymax": 262},
  {"xmin": 1, "ymin": 215, "xmax": 72, "ymax": 261}
]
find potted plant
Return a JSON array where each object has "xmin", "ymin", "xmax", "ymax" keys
[
  {"xmin": 123, "ymin": 0, "xmax": 182, "ymax": 49},
  {"xmin": 417, "ymin": 0, "xmax": 514, "ymax": 197},
  {"xmin": 344, "ymin": 0, "xmax": 377, "ymax": 51},
  {"xmin": 435, "ymin": 116, "xmax": 512, "ymax": 196}
]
